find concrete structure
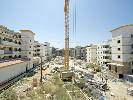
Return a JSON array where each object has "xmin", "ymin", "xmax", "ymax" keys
[
  {"xmin": 34, "ymin": 41, "xmax": 45, "ymax": 61},
  {"xmin": 69, "ymin": 46, "xmax": 86, "ymax": 60},
  {"xmin": 56, "ymin": 48, "xmax": 64, "ymax": 57},
  {"xmin": 0, "ymin": 60, "xmax": 28, "ymax": 84},
  {"xmin": 20, "ymin": 30, "xmax": 35, "ymax": 60},
  {"xmin": 34, "ymin": 41, "xmax": 52, "ymax": 61},
  {"xmin": 97, "ymin": 40, "xmax": 111, "ymax": 67},
  {"xmin": 34, "ymin": 41, "xmax": 51, "ymax": 61},
  {"xmin": 108, "ymin": 24, "xmax": 133, "ymax": 77},
  {"xmin": 43, "ymin": 42, "xmax": 51, "ymax": 61},
  {"xmin": 81, "ymin": 47, "xmax": 87, "ymax": 60},
  {"xmin": 0, "ymin": 25, "xmax": 21, "ymax": 60},
  {"xmin": 75, "ymin": 46, "xmax": 82, "ymax": 59},
  {"xmin": 51, "ymin": 47, "xmax": 57, "ymax": 58},
  {"xmin": 86, "ymin": 45, "xmax": 97, "ymax": 64},
  {"xmin": 70, "ymin": 48, "xmax": 76, "ymax": 57}
]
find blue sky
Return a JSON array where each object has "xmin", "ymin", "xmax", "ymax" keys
[{"xmin": 0, "ymin": 0, "xmax": 133, "ymax": 48}]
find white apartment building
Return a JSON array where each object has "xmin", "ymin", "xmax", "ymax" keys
[
  {"xmin": 20, "ymin": 30, "xmax": 35, "ymax": 60},
  {"xmin": 97, "ymin": 40, "xmax": 111, "ymax": 67},
  {"xmin": 108, "ymin": 24, "xmax": 133, "ymax": 77},
  {"xmin": 44, "ymin": 42, "xmax": 51, "ymax": 61},
  {"xmin": 34, "ymin": 41, "xmax": 51, "ymax": 61},
  {"xmin": 86, "ymin": 45, "xmax": 97, "ymax": 64},
  {"xmin": 0, "ymin": 25, "xmax": 21, "ymax": 60}
]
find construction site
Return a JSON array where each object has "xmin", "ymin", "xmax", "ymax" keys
[{"xmin": 0, "ymin": 0, "xmax": 133, "ymax": 100}]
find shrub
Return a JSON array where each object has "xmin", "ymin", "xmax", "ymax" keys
[{"xmin": 0, "ymin": 88, "xmax": 17, "ymax": 100}]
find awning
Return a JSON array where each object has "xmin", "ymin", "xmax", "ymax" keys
[{"xmin": 107, "ymin": 63, "xmax": 124, "ymax": 66}]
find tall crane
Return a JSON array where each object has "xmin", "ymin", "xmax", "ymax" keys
[
  {"xmin": 64, "ymin": 0, "xmax": 70, "ymax": 70},
  {"xmin": 60, "ymin": 0, "xmax": 73, "ymax": 81}
]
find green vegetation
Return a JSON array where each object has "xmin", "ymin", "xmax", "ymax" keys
[
  {"xmin": 26, "ymin": 73, "xmax": 71, "ymax": 100},
  {"xmin": 0, "ymin": 88, "xmax": 17, "ymax": 100},
  {"xmin": 76, "ymin": 79, "xmax": 85, "ymax": 89}
]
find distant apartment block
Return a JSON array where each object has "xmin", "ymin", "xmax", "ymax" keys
[
  {"xmin": 34, "ymin": 41, "xmax": 51, "ymax": 61},
  {"xmin": 34, "ymin": 41, "xmax": 45, "ymax": 61},
  {"xmin": 108, "ymin": 24, "xmax": 133, "ymax": 77},
  {"xmin": 69, "ymin": 46, "xmax": 87, "ymax": 60},
  {"xmin": 97, "ymin": 40, "xmax": 111, "ymax": 67},
  {"xmin": 86, "ymin": 45, "xmax": 97, "ymax": 64},
  {"xmin": 0, "ymin": 25, "xmax": 22, "ymax": 60}
]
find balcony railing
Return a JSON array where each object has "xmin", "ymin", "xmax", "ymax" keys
[
  {"xmin": 4, "ymin": 50, "xmax": 13, "ymax": 54},
  {"xmin": 0, "ymin": 50, "xmax": 4, "ymax": 54},
  {"xmin": 1, "ymin": 41, "xmax": 19, "ymax": 47}
]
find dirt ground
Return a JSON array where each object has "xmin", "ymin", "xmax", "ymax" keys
[{"xmin": 94, "ymin": 73, "xmax": 133, "ymax": 100}]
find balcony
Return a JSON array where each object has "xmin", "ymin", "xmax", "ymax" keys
[
  {"xmin": 4, "ymin": 50, "xmax": 13, "ymax": 54},
  {"xmin": 1, "ymin": 41, "xmax": 19, "ymax": 47},
  {"xmin": 0, "ymin": 50, "xmax": 4, "ymax": 54}
]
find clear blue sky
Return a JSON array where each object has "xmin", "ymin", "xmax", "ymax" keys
[{"xmin": 0, "ymin": 0, "xmax": 133, "ymax": 48}]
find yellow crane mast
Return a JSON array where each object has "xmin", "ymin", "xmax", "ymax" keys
[
  {"xmin": 60, "ymin": 0, "xmax": 73, "ymax": 81},
  {"xmin": 64, "ymin": 0, "xmax": 70, "ymax": 70}
]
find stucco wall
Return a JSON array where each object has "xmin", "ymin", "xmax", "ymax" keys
[{"xmin": 0, "ymin": 61, "xmax": 29, "ymax": 84}]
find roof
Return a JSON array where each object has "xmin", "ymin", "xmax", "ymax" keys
[
  {"xmin": 108, "ymin": 63, "xmax": 124, "ymax": 66},
  {"xmin": 19, "ymin": 30, "xmax": 35, "ymax": 35},
  {"xmin": 111, "ymin": 24, "xmax": 133, "ymax": 32}
]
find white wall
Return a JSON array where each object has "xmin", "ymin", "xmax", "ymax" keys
[
  {"xmin": 0, "ymin": 61, "xmax": 28, "ymax": 83},
  {"xmin": 86, "ymin": 45, "xmax": 97, "ymax": 63}
]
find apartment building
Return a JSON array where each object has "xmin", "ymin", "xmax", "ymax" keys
[
  {"xmin": 81, "ymin": 47, "xmax": 87, "ymax": 60},
  {"xmin": 56, "ymin": 49, "xmax": 64, "ymax": 57},
  {"xmin": 108, "ymin": 24, "xmax": 133, "ymax": 77},
  {"xmin": 70, "ymin": 48, "xmax": 76, "ymax": 57},
  {"xmin": 20, "ymin": 30, "xmax": 35, "ymax": 60},
  {"xmin": 34, "ymin": 41, "xmax": 51, "ymax": 61},
  {"xmin": 97, "ymin": 40, "xmax": 111, "ymax": 67},
  {"xmin": 43, "ymin": 42, "xmax": 51, "ymax": 61},
  {"xmin": 75, "ymin": 46, "xmax": 82, "ymax": 59},
  {"xmin": 86, "ymin": 45, "xmax": 97, "ymax": 64},
  {"xmin": 34, "ymin": 41, "xmax": 45, "ymax": 60},
  {"xmin": 0, "ymin": 25, "xmax": 21, "ymax": 60}
]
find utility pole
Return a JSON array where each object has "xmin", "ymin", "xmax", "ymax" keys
[{"xmin": 40, "ymin": 56, "xmax": 43, "ymax": 83}]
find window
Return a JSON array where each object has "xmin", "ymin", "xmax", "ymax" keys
[
  {"xmin": 29, "ymin": 52, "xmax": 31, "ymax": 54},
  {"xmin": 30, "ymin": 40, "xmax": 31, "ymax": 42},
  {"xmin": 19, "ymin": 42, "xmax": 21, "ymax": 45},
  {"xmin": 19, "ymin": 35, "xmax": 21, "ymax": 38},
  {"xmin": 18, "ymin": 55, "xmax": 21, "ymax": 58},
  {"xmin": 29, "ymin": 46, "xmax": 31, "ymax": 48},
  {"xmin": 14, "ymin": 48, "xmax": 17, "ymax": 51},
  {"xmin": 18, "ymin": 48, "xmax": 21, "ymax": 52},
  {"xmin": 115, "ymin": 67, "xmax": 117, "ymax": 73},
  {"xmin": 37, "ymin": 45, "xmax": 40, "ymax": 47},
  {"xmin": 118, "ymin": 48, "xmax": 120, "ymax": 51},
  {"xmin": 37, "ymin": 49, "xmax": 40, "ymax": 51},
  {"xmin": 118, "ymin": 55, "xmax": 120, "ymax": 58},
  {"xmin": 9, "ymin": 48, "xmax": 12, "ymax": 51},
  {"xmin": 131, "ymin": 34, "xmax": 133, "ymax": 39},
  {"xmin": 117, "ymin": 40, "xmax": 120, "ymax": 43}
]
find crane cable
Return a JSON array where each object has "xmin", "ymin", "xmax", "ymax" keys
[
  {"xmin": 73, "ymin": 0, "xmax": 77, "ymax": 41},
  {"xmin": 72, "ymin": 0, "xmax": 77, "ymax": 72}
]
